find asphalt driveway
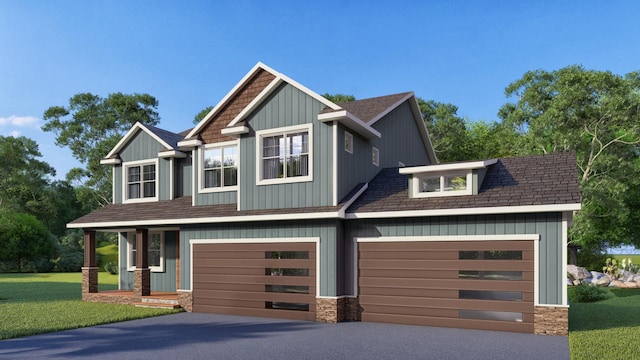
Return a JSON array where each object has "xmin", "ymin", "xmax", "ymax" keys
[{"xmin": 0, "ymin": 312, "xmax": 568, "ymax": 359}]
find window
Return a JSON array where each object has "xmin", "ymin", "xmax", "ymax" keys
[
  {"xmin": 200, "ymin": 143, "xmax": 238, "ymax": 192},
  {"xmin": 372, "ymin": 147, "xmax": 379, "ymax": 166},
  {"xmin": 344, "ymin": 131, "xmax": 353, "ymax": 153},
  {"xmin": 127, "ymin": 232, "xmax": 164, "ymax": 272},
  {"xmin": 123, "ymin": 160, "xmax": 158, "ymax": 203},
  {"xmin": 256, "ymin": 124, "xmax": 313, "ymax": 184},
  {"xmin": 413, "ymin": 171, "xmax": 472, "ymax": 198}
]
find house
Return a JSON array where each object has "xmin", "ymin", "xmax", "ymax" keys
[{"xmin": 69, "ymin": 62, "xmax": 581, "ymax": 335}]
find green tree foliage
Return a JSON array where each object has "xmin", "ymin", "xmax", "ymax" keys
[
  {"xmin": 322, "ymin": 93, "xmax": 356, "ymax": 104},
  {"xmin": 0, "ymin": 209, "xmax": 54, "ymax": 272},
  {"xmin": 193, "ymin": 106, "xmax": 214, "ymax": 124},
  {"xmin": 499, "ymin": 65, "xmax": 640, "ymax": 252},
  {"xmin": 418, "ymin": 99, "xmax": 472, "ymax": 162},
  {"xmin": 42, "ymin": 92, "xmax": 160, "ymax": 207}
]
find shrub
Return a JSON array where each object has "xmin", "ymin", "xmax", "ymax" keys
[
  {"xmin": 33, "ymin": 258, "xmax": 55, "ymax": 273},
  {"xmin": 104, "ymin": 261, "xmax": 118, "ymax": 275},
  {"xmin": 56, "ymin": 251, "xmax": 84, "ymax": 272},
  {"xmin": 569, "ymin": 284, "xmax": 610, "ymax": 303}
]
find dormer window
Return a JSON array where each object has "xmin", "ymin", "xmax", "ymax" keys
[{"xmin": 400, "ymin": 159, "xmax": 498, "ymax": 199}]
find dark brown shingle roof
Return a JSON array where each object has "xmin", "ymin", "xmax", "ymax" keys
[
  {"xmin": 347, "ymin": 152, "xmax": 581, "ymax": 214},
  {"xmin": 321, "ymin": 92, "xmax": 413, "ymax": 123}
]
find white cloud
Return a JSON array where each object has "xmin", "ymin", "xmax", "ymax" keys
[
  {"xmin": 0, "ymin": 115, "xmax": 41, "ymax": 128},
  {"xmin": 9, "ymin": 130, "xmax": 20, "ymax": 137}
]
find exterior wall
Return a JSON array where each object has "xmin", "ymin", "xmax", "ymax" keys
[
  {"xmin": 336, "ymin": 125, "xmax": 378, "ymax": 202},
  {"xmin": 179, "ymin": 219, "xmax": 341, "ymax": 296},
  {"xmin": 119, "ymin": 131, "xmax": 165, "ymax": 162},
  {"xmin": 119, "ymin": 231, "xmax": 178, "ymax": 292},
  {"xmin": 370, "ymin": 101, "xmax": 431, "ymax": 168},
  {"xmin": 238, "ymin": 83, "xmax": 334, "ymax": 210},
  {"xmin": 191, "ymin": 149, "xmax": 237, "ymax": 205},
  {"xmin": 177, "ymin": 155, "xmax": 192, "ymax": 197},
  {"xmin": 113, "ymin": 165, "xmax": 123, "ymax": 203},
  {"xmin": 344, "ymin": 213, "xmax": 564, "ymax": 305}
]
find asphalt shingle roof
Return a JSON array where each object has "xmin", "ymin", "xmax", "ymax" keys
[
  {"xmin": 347, "ymin": 152, "xmax": 581, "ymax": 214},
  {"xmin": 321, "ymin": 92, "xmax": 413, "ymax": 123}
]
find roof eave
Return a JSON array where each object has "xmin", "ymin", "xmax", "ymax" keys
[{"xmin": 318, "ymin": 110, "xmax": 381, "ymax": 139}]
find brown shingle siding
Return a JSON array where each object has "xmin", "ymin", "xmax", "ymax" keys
[{"xmin": 199, "ymin": 69, "xmax": 276, "ymax": 144}]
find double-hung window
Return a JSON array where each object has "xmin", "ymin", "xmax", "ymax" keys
[
  {"xmin": 127, "ymin": 231, "xmax": 164, "ymax": 272},
  {"xmin": 200, "ymin": 142, "xmax": 238, "ymax": 192},
  {"xmin": 257, "ymin": 124, "xmax": 313, "ymax": 184},
  {"xmin": 123, "ymin": 160, "xmax": 158, "ymax": 203}
]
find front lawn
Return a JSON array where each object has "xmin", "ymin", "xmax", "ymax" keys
[
  {"xmin": 0, "ymin": 272, "xmax": 180, "ymax": 340},
  {"xmin": 569, "ymin": 287, "xmax": 640, "ymax": 359}
]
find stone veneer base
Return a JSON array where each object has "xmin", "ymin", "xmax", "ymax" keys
[
  {"xmin": 81, "ymin": 267, "xmax": 99, "ymax": 294},
  {"xmin": 133, "ymin": 269, "xmax": 151, "ymax": 297},
  {"xmin": 534, "ymin": 306, "xmax": 569, "ymax": 336},
  {"xmin": 178, "ymin": 291, "xmax": 193, "ymax": 312}
]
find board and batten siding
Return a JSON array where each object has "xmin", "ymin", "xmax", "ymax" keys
[
  {"xmin": 239, "ymin": 83, "xmax": 334, "ymax": 210},
  {"xmin": 337, "ymin": 101, "xmax": 431, "ymax": 203},
  {"xmin": 118, "ymin": 231, "xmax": 178, "ymax": 292},
  {"xmin": 180, "ymin": 219, "xmax": 341, "ymax": 296},
  {"xmin": 344, "ymin": 213, "xmax": 564, "ymax": 306}
]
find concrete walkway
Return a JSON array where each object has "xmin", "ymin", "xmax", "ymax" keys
[{"xmin": 0, "ymin": 313, "xmax": 569, "ymax": 359}]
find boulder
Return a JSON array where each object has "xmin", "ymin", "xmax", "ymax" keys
[
  {"xmin": 623, "ymin": 281, "xmax": 639, "ymax": 288},
  {"xmin": 590, "ymin": 271, "xmax": 611, "ymax": 286},
  {"xmin": 567, "ymin": 265, "xmax": 591, "ymax": 280},
  {"xmin": 610, "ymin": 280, "xmax": 625, "ymax": 288},
  {"xmin": 633, "ymin": 275, "xmax": 640, "ymax": 283}
]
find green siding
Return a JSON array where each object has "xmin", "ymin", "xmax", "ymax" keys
[
  {"xmin": 238, "ymin": 83, "xmax": 334, "ymax": 210},
  {"xmin": 113, "ymin": 165, "xmax": 123, "ymax": 203},
  {"xmin": 118, "ymin": 231, "xmax": 177, "ymax": 292},
  {"xmin": 119, "ymin": 131, "xmax": 165, "ymax": 162},
  {"xmin": 344, "ymin": 213, "xmax": 564, "ymax": 305},
  {"xmin": 179, "ymin": 220, "xmax": 341, "ymax": 296},
  {"xmin": 337, "ymin": 101, "xmax": 432, "ymax": 202}
]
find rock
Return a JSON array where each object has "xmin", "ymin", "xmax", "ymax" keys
[
  {"xmin": 572, "ymin": 279, "xmax": 581, "ymax": 286},
  {"xmin": 623, "ymin": 281, "xmax": 638, "ymax": 288},
  {"xmin": 567, "ymin": 265, "xmax": 591, "ymax": 280},
  {"xmin": 611, "ymin": 280, "xmax": 626, "ymax": 288},
  {"xmin": 567, "ymin": 277, "xmax": 574, "ymax": 286},
  {"xmin": 633, "ymin": 275, "xmax": 640, "ymax": 283},
  {"xmin": 590, "ymin": 271, "xmax": 611, "ymax": 286}
]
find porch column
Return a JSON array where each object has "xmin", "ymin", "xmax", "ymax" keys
[
  {"xmin": 134, "ymin": 228, "xmax": 151, "ymax": 297},
  {"xmin": 82, "ymin": 230, "xmax": 98, "ymax": 295}
]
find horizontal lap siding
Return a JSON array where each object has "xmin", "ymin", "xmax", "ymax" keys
[
  {"xmin": 358, "ymin": 240, "xmax": 535, "ymax": 333},
  {"xmin": 193, "ymin": 242, "xmax": 316, "ymax": 321}
]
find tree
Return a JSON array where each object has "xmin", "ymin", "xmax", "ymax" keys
[
  {"xmin": 42, "ymin": 92, "xmax": 160, "ymax": 207},
  {"xmin": 499, "ymin": 65, "xmax": 640, "ymax": 258},
  {"xmin": 0, "ymin": 209, "xmax": 54, "ymax": 272},
  {"xmin": 418, "ymin": 98, "xmax": 474, "ymax": 162},
  {"xmin": 322, "ymin": 93, "xmax": 356, "ymax": 104},
  {"xmin": 193, "ymin": 106, "xmax": 214, "ymax": 124}
]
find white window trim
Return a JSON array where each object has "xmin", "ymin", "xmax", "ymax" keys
[
  {"xmin": 198, "ymin": 140, "xmax": 239, "ymax": 193},
  {"xmin": 126, "ymin": 231, "xmax": 165, "ymax": 272},
  {"xmin": 372, "ymin": 147, "xmax": 380, "ymax": 167},
  {"xmin": 412, "ymin": 171, "xmax": 473, "ymax": 198},
  {"xmin": 256, "ymin": 123, "xmax": 313, "ymax": 185},
  {"xmin": 344, "ymin": 131, "xmax": 353, "ymax": 154},
  {"xmin": 122, "ymin": 159, "xmax": 159, "ymax": 204}
]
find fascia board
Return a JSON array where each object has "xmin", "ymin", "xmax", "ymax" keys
[
  {"xmin": 104, "ymin": 122, "xmax": 176, "ymax": 160},
  {"xmin": 177, "ymin": 139, "xmax": 203, "ymax": 149},
  {"xmin": 100, "ymin": 158, "xmax": 122, "ymax": 165},
  {"xmin": 346, "ymin": 203, "xmax": 583, "ymax": 219},
  {"xmin": 367, "ymin": 92, "xmax": 415, "ymax": 126},
  {"xmin": 399, "ymin": 159, "xmax": 499, "ymax": 174},
  {"xmin": 220, "ymin": 126, "xmax": 250, "ymax": 136},
  {"xmin": 318, "ymin": 110, "xmax": 381, "ymax": 139},
  {"xmin": 337, "ymin": 183, "xmax": 369, "ymax": 217},
  {"xmin": 158, "ymin": 150, "xmax": 187, "ymax": 158}
]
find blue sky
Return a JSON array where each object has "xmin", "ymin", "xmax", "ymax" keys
[{"xmin": 2, "ymin": 1, "xmax": 640, "ymax": 179}]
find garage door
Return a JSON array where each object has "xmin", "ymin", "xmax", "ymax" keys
[
  {"xmin": 192, "ymin": 242, "xmax": 316, "ymax": 321},
  {"xmin": 358, "ymin": 240, "xmax": 534, "ymax": 333}
]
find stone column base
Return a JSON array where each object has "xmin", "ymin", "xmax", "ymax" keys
[
  {"xmin": 316, "ymin": 297, "xmax": 345, "ymax": 323},
  {"xmin": 534, "ymin": 306, "xmax": 568, "ymax": 336},
  {"xmin": 178, "ymin": 291, "xmax": 193, "ymax": 312},
  {"xmin": 344, "ymin": 297, "xmax": 361, "ymax": 321},
  {"xmin": 133, "ymin": 268, "xmax": 151, "ymax": 298},
  {"xmin": 81, "ymin": 267, "xmax": 99, "ymax": 295}
]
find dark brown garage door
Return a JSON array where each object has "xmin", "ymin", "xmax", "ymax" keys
[
  {"xmin": 358, "ymin": 240, "xmax": 534, "ymax": 333},
  {"xmin": 192, "ymin": 242, "xmax": 316, "ymax": 321}
]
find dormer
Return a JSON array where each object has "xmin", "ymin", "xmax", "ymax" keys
[{"xmin": 399, "ymin": 159, "xmax": 498, "ymax": 198}]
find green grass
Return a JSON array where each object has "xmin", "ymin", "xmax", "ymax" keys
[
  {"xmin": 96, "ymin": 244, "xmax": 118, "ymax": 270},
  {"xmin": 0, "ymin": 272, "xmax": 181, "ymax": 340},
  {"xmin": 610, "ymin": 254, "xmax": 640, "ymax": 265},
  {"xmin": 569, "ymin": 287, "xmax": 640, "ymax": 359}
]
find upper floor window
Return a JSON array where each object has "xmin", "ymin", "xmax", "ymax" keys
[
  {"xmin": 372, "ymin": 147, "xmax": 380, "ymax": 166},
  {"xmin": 123, "ymin": 160, "xmax": 158, "ymax": 203},
  {"xmin": 256, "ymin": 124, "xmax": 313, "ymax": 185},
  {"xmin": 200, "ymin": 142, "xmax": 238, "ymax": 192},
  {"xmin": 344, "ymin": 131, "xmax": 353, "ymax": 154}
]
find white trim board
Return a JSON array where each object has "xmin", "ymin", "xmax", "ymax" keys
[
  {"xmin": 189, "ymin": 237, "xmax": 320, "ymax": 296},
  {"xmin": 105, "ymin": 122, "xmax": 177, "ymax": 160}
]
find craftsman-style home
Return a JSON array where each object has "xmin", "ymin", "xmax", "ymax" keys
[{"xmin": 69, "ymin": 62, "xmax": 580, "ymax": 335}]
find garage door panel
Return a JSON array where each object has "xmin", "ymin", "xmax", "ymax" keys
[
  {"xmin": 358, "ymin": 240, "xmax": 535, "ymax": 333},
  {"xmin": 192, "ymin": 242, "xmax": 316, "ymax": 321}
]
